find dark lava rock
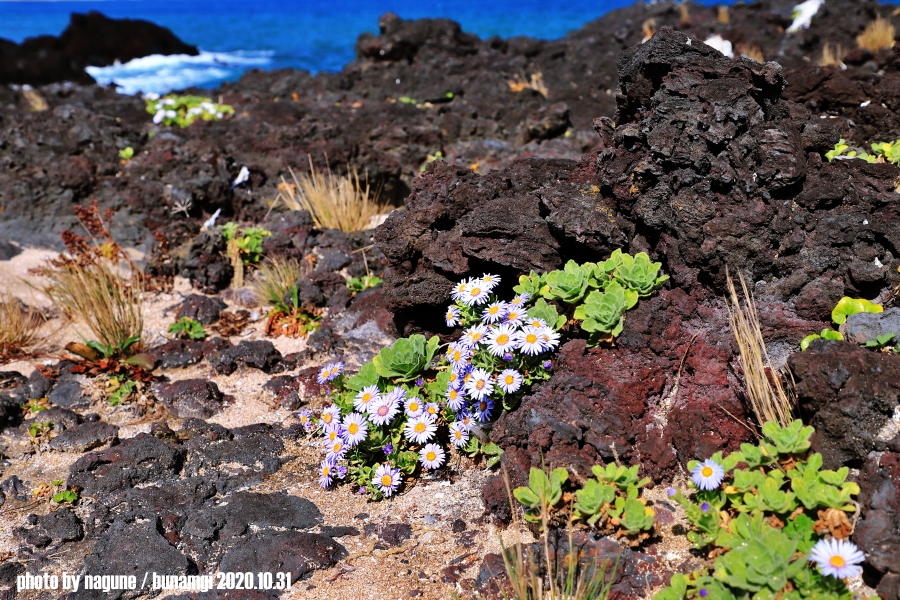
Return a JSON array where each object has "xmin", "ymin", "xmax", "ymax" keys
[
  {"xmin": 364, "ymin": 522, "xmax": 413, "ymax": 548},
  {"xmin": 262, "ymin": 368, "xmax": 322, "ymax": 410},
  {"xmin": 0, "ymin": 11, "xmax": 198, "ymax": 86},
  {"xmin": 68, "ymin": 433, "xmax": 185, "ymax": 497},
  {"xmin": 178, "ymin": 230, "xmax": 234, "ymax": 293},
  {"xmin": 0, "ymin": 475, "xmax": 29, "ymax": 501},
  {"xmin": 48, "ymin": 421, "xmax": 118, "ymax": 452},
  {"xmin": 175, "ymin": 294, "xmax": 228, "ymax": 325},
  {"xmin": 218, "ymin": 531, "xmax": 344, "ymax": 582},
  {"xmin": 208, "ymin": 340, "xmax": 284, "ymax": 375},
  {"xmin": 789, "ymin": 340, "xmax": 900, "ymax": 468},
  {"xmin": 77, "ymin": 518, "xmax": 193, "ymax": 600},
  {"xmin": 0, "ymin": 239, "xmax": 21, "ymax": 260},
  {"xmin": 146, "ymin": 336, "xmax": 232, "ymax": 369},
  {"xmin": 20, "ymin": 508, "xmax": 83, "ymax": 547},
  {"xmin": 48, "ymin": 378, "xmax": 91, "ymax": 410},
  {"xmin": 0, "ymin": 562, "xmax": 25, "ymax": 588},
  {"xmin": 1, "ymin": 370, "xmax": 52, "ymax": 428},
  {"xmin": 26, "ymin": 407, "xmax": 80, "ymax": 432},
  {"xmin": 842, "ymin": 307, "xmax": 900, "ymax": 345},
  {"xmin": 523, "ymin": 102, "xmax": 571, "ymax": 142},
  {"xmin": 150, "ymin": 379, "xmax": 227, "ymax": 419},
  {"xmin": 855, "ymin": 451, "xmax": 900, "ymax": 597}
]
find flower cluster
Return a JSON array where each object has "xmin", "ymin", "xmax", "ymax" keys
[
  {"xmin": 144, "ymin": 93, "xmax": 234, "ymax": 128},
  {"xmin": 298, "ymin": 272, "xmax": 561, "ymax": 499}
]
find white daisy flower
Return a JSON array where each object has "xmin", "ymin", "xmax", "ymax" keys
[
  {"xmin": 369, "ymin": 396, "xmax": 400, "ymax": 426},
  {"xmin": 525, "ymin": 317, "xmax": 547, "ymax": 329},
  {"xmin": 465, "ymin": 367, "xmax": 494, "ymax": 400},
  {"xmin": 446, "ymin": 386, "xmax": 466, "ymax": 411},
  {"xmin": 446, "ymin": 342, "xmax": 472, "ymax": 367},
  {"xmin": 691, "ymin": 459, "xmax": 725, "ymax": 491},
  {"xmin": 504, "ymin": 307, "xmax": 525, "ymax": 327},
  {"xmin": 516, "ymin": 326, "xmax": 545, "ymax": 356},
  {"xmin": 448, "ymin": 369, "xmax": 463, "ymax": 389},
  {"xmin": 450, "ymin": 421, "xmax": 470, "ymax": 447},
  {"xmin": 419, "ymin": 443, "xmax": 446, "ymax": 470},
  {"xmin": 480, "ymin": 274, "xmax": 501, "ymax": 290},
  {"xmin": 325, "ymin": 439, "xmax": 347, "ymax": 462},
  {"xmin": 481, "ymin": 301, "xmax": 508, "ymax": 324},
  {"xmin": 509, "ymin": 293, "xmax": 530, "ymax": 307},
  {"xmin": 461, "ymin": 324, "xmax": 488, "ymax": 348},
  {"xmin": 320, "ymin": 406, "xmax": 341, "ymax": 427},
  {"xmin": 809, "ymin": 538, "xmax": 866, "ymax": 579},
  {"xmin": 459, "ymin": 413, "xmax": 475, "ymax": 431},
  {"xmin": 450, "ymin": 280, "xmax": 469, "ymax": 302},
  {"xmin": 538, "ymin": 326, "xmax": 561, "ymax": 351},
  {"xmin": 404, "ymin": 396, "xmax": 424, "ymax": 417},
  {"xmin": 424, "ymin": 402, "xmax": 440, "ymax": 417},
  {"xmin": 463, "ymin": 279, "xmax": 490, "ymax": 306},
  {"xmin": 373, "ymin": 463, "xmax": 401, "ymax": 497},
  {"xmin": 342, "ymin": 412, "xmax": 369, "ymax": 447},
  {"xmin": 445, "ymin": 306, "xmax": 461, "ymax": 327},
  {"xmin": 486, "ymin": 324, "xmax": 519, "ymax": 357},
  {"xmin": 354, "ymin": 385, "xmax": 381, "ymax": 413},
  {"xmin": 404, "ymin": 414, "xmax": 437, "ymax": 444},
  {"xmin": 498, "ymin": 369, "xmax": 523, "ymax": 394}
]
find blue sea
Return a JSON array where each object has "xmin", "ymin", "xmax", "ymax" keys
[{"xmin": 0, "ymin": 0, "xmax": 803, "ymax": 94}]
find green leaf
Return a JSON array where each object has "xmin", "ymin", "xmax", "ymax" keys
[
  {"xmin": 122, "ymin": 353, "xmax": 155, "ymax": 370},
  {"xmin": 372, "ymin": 334, "xmax": 439, "ymax": 381},
  {"xmin": 52, "ymin": 490, "xmax": 78, "ymax": 503},
  {"xmin": 612, "ymin": 251, "xmax": 669, "ymax": 297},
  {"xmin": 346, "ymin": 361, "xmax": 380, "ymax": 391},
  {"xmin": 831, "ymin": 297, "xmax": 883, "ymax": 325},
  {"xmin": 576, "ymin": 282, "xmax": 636, "ymax": 340},
  {"xmin": 512, "ymin": 271, "xmax": 545, "ymax": 297},
  {"xmin": 527, "ymin": 298, "xmax": 563, "ymax": 331},
  {"xmin": 118, "ymin": 146, "xmax": 134, "ymax": 161},
  {"xmin": 513, "ymin": 486, "xmax": 540, "ymax": 508},
  {"xmin": 543, "ymin": 260, "xmax": 594, "ymax": 304}
]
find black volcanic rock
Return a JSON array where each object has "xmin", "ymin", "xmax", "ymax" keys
[{"xmin": 0, "ymin": 11, "xmax": 198, "ymax": 86}]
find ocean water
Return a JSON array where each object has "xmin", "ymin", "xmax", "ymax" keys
[{"xmin": 4, "ymin": 0, "xmax": 737, "ymax": 94}]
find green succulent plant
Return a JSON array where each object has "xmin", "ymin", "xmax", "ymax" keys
[
  {"xmin": 610, "ymin": 495, "xmax": 656, "ymax": 534},
  {"xmin": 371, "ymin": 334, "xmax": 440, "ymax": 381},
  {"xmin": 591, "ymin": 462, "xmax": 650, "ymax": 493},
  {"xmin": 512, "ymin": 270, "xmax": 546, "ymax": 297},
  {"xmin": 761, "ymin": 419, "xmax": 813, "ymax": 456},
  {"xmin": 221, "ymin": 223, "xmax": 271, "ymax": 265},
  {"xmin": 574, "ymin": 281, "xmax": 638, "ymax": 338},
  {"xmin": 573, "ymin": 478, "xmax": 617, "ymax": 526},
  {"xmin": 831, "ymin": 296, "xmax": 883, "ymax": 325},
  {"xmin": 611, "ymin": 251, "xmax": 669, "ymax": 296},
  {"xmin": 542, "ymin": 260, "xmax": 595, "ymax": 304},
  {"xmin": 863, "ymin": 333, "xmax": 897, "ymax": 349},
  {"xmin": 513, "ymin": 467, "xmax": 568, "ymax": 524},
  {"xmin": 800, "ymin": 328, "xmax": 843, "ymax": 351},
  {"xmin": 167, "ymin": 317, "xmax": 206, "ymax": 340},
  {"xmin": 527, "ymin": 298, "xmax": 566, "ymax": 331},
  {"xmin": 713, "ymin": 515, "xmax": 805, "ymax": 594}
]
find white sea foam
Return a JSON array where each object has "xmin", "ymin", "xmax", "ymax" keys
[{"xmin": 85, "ymin": 50, "xmax": 273, "ymax": 95}]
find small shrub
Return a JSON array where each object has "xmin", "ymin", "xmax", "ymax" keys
[
  {"xmin": 250, "ymin": 257, "xmax": 319, "ymax": 338},
  {"xmin": 656, "ymin": 420, "xmax": 874, "ymax": 600},
  {"xmin": 0, "ymin": 294, "xmax": 42, "ymax": 358},
  {"xmin": 145, "ymin": 93, "xmax": 234, "ymax": 127},
  {"xmin": 107, "ymin": 376, "xmax": 136, "ymax": 406},
  {"xmin": 818, "ymin": 43, "xmax": 845, "ymax": 67},
  {"xmin": 36, "ymin": 202, "xmax": 143, "ymax": 360},
  {"xmin": 275, "ymin": 156, "xmax": 388, "ymax": 232},
  {"xmin": 168, "ymin": 317, "xmax": 206, "ymax": 340},
  {"xmin": 857, "ymin": 16, "xmax": 895, "ymax": 53}
]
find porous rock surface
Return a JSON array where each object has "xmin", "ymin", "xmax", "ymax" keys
[{"xmin": 856, "ymin": 450, "xmax": 900, "ymax": 598}]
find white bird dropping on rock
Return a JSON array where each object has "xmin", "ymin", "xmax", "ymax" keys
[{"xmin": 231, "ymin": 166, "xmax": 250, "ymax": 189}]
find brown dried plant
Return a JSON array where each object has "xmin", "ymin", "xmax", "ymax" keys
[
  {"xmin": 718, "ymin": 6, "xmax": 730, "ymax": 25},
  {"xmin": 0, "ymin": 294, "xmax": 42, "ymax": 359},
  {"xmin": 250, "ymin": 256, "xmax": 320, "ymax": 338},
  {"xmin": 739, "ymin": 44, "xmax": 766, "ymax": 63},
  {"xmin": 33, "ymin": 201, "xmax": 143, "ymax": 359},
  {"xmin": 857, "ymin": 16, "xmax": 896, "ymax": 53},
  {"xmin": 508, "ymin": 72, "xmax": 549, "ymax": 98},
  {"xmin": 819, "ymin": 43, "xmax": 846, "ymax": 67},
  {"xmin": 275, "ymin": 156, "xmax": 388, "ymax": 232},
  {"xmin": 725, "ymin": 268, "xmax": 793, "ymax": 428},
  {"xmin": 22, "ymin": 87, "xmax": 49, "ymax": 112}
]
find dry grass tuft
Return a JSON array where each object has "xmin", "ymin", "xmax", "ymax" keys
[
  {"xmin": 679, "ymin": 0, "xmax": 690, "ymax": 25},
  {"xmin": 43, "ymin": 260, "xmax": 143, "ymax": 357},
  {"xmin": 718, "ymin": 6, "xmax": 730, "ymax": 25},
  {"xmin": 739, "ymin": 44, "xmax": 766, "ymax": 63},
  {"xmin": 22, "ymin": 87, "xmax": 49, "ymax": 112},
  {"xmin": 250, "ymin": 256, "xmax": 307, "ymax": 309},
  {"xmin": 0, "ymin": 294, "xmax": 42, "ymax": 357},
  {"xmin": 642, "ymin": 19, "xmax": 658, "ymax": 43},
  {"xmin": 819, "ymin": 43, "xmax": 846, "ymax": 67},
  {"xmin": 275, "ymin": 157, "xmax": 388, "ymax": 232},
  {"xmin": 857, "ymin": 16, "xmax": 896, "ymax": 53},
  {"xmin": 499, "ymin": 471, "xmax": 615, "ymax": 600},
  {"xmin": 725, "ymin": 268, "xmax": 793, "ymax": 428},
  {"xmin": 508, "ymin": 72, "xmax": 549, "ymax": 98}
]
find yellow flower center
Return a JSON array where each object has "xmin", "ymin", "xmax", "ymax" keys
[
  {"xmin": 415, "ymin": 423, "xmax": 426, "ymax": 433},
  {"xmin": 328, "ymin": 431, "xmax": 337, "ymax": 441},
  {"xmin": 496, "ymin": 334, "xmax": 509, "ymax": 345},
  {"xmin": 508, "ymin": 311, "xmax": 519, "ymax": 320},
  {"xmin": 381, "ymin": 474, "xmax": 393, "ymax": 487},
  {"xmin": 489, "ymin": 306, "xmax": 499, "ymax": 315},
  {"xmin": 701, "ymin": 466, "xmax": 714, "ymax": 478},
  {"xmin": 526, "ymin": 333, "xmax": 538, "ymax": 344},
  {"xmin": 453, "ymin": 351, "xmax": 461, "ymax": 362},
  {"xmin": 362, "ymin": 393, "xmax": 372, "ymax": 403},
  {"xmin": 426, "ymin": 451, "xmax": 437, "ymax": 462},
  {"xmin": 830, "ymin": 556, "xmax": 846, "ymax": 568},
  {"xmin": 348, "ymin": 423, "xmax": 358, "ymax": 435},
  {"xmin": 454, "ymin": 431, "xmax": 462, "ymax": 439},
  {"xmin": 471, "ymin": 287, "xmax": 481, "ymax": 296},
  {"xmin": 333, "ymin": 443, "xmax": 341, "ymax": 452},
  {"xmin": 476, "ymin": 380, "xmax": 485, "ymax": 390},
  {"xmin": 464, "ymin": 373, "xmax": 472, "ymax": 383},
  {"xmin": 323, "ymin": 414, "xmax": 332, "ymax": 423},
  {"xmin": 449, "ymin": 390, "xmax": 458, "ymax": 399},
  {"xmin": 410, "ymin": 402, "xmax": 420, "ymax": 412},
  {"xmin": 472, "ymin": 332, "xmax": 482, "ymax": 341},
  {"xmin": 323, "ymin": 466, "xmax": 330, "ymax": 476},
  {"xmin": 505, "ymin": 375, "xmax": 514, "ymax": 385}
]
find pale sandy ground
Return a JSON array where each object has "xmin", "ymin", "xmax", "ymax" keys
[{"xmin": 0, "ymin": 248, "xmax": 877, "ymax": 599}]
